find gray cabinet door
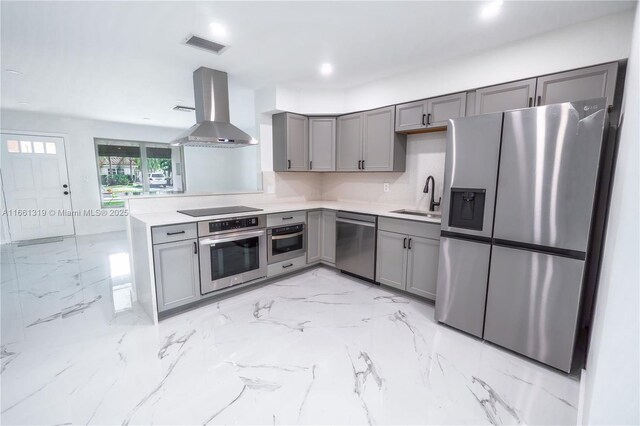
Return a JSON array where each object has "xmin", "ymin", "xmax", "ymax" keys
[
  {"xmin": 535, "ymin": 62, "xmax": 617, "ymax": 107},
  {"xmin": 154, "ymin": 239, "xmax": 200, "ymax": 312},
  {"xmin": 406, "ymin": 236, "xmax": 439, "ymax": 300},
  {"xmin": 321, "ymin": 210, "xmax": 336, "ymax": 264},
  {"xmin": 426, "ymin": 92, "xmax": 467, "ymax": 127},
  {"xmin": 376, "ymin": 230, "xmax": 406, "ymax": 290},
  {"xmin": 475, "ymin": 78, "xmax": 536, "ymax": 115},
  {"xmin": 309, "ymin": 118, "xmax": 336, "ymax": 171},
  {"xmin": 395, "ymin": 100, "xmax": 428, "ymax": 132},
  {"xmin": 286, "ymin": 113, "xmax": 309, "ymax": 171},
  {"xmin": 336, "ymin": 113, "xmax": 363, "ymax": 171},
  {"xmin": 484, "ymin": 245, "xmax": 585, "ymax": 372},
  {"xmin": 362, "ymin": 106, "xmax": 396, "ymax": 171},
  {"xmin": 306, "ymin": 210, "xmax": 322, "ymax": 264}
]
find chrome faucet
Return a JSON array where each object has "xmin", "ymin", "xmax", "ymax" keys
[{"xmin": 423, "ymin": 176, "xmax": 441, "ymax": 212}]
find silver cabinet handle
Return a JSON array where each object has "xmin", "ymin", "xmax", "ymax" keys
[
  {"xmin": 271, "ymin": 231, "xmax": 304, "ymax": 240},
  {"xmin": 167, "ymin": 230, "xmax": 185, "ymax": 236}
]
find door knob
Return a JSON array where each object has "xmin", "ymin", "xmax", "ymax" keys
[
  {"xmin": 63, "ymin": 184, "xmax": 68, "ymax": 188},
  {"xmin": 63, "ymin": 191, "xmax": 69, "ymax": 195}
]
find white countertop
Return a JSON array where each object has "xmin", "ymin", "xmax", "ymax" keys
[{"xmin": 130, "ymin": 200, "xmax": 442, "ymax": 227}]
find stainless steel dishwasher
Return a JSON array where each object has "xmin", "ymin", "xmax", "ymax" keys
[{"xmin": 335, "ymin": 211, "xmax": 377, "ymax": 281}]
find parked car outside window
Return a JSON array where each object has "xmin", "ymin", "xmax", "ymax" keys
[{"xmin": 149, "ymin": 173, "xmax": 167, "ymax": 187}]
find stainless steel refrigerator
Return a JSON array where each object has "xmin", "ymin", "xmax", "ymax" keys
[{"xmin": 435, "ymin": 98, "xmax": 607, "ymax": 372}]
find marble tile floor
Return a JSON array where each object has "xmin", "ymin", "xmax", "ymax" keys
[{"xmin": 0, "ymin": 232, "xmax": 580, "ymax": 425}]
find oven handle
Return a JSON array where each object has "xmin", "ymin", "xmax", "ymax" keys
[
  {"xmin": 199, "ymin": 230, "xmax": 265, "ymax": 246},
  {"xmin": 271, "ymin": 231, "xmax": 304, "ymax": 240}
]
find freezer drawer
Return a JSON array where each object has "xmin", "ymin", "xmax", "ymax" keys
[
  {"xmin": 484, "ymin": 245, "xmax": 585, "ymax": 372},
  {"xmin": 435, "ymin": 237, "xmax": 491, "ymax": 338},
  {"xmin": 494, "ymin": 99, "xmax": 606, "ymax": 252}
]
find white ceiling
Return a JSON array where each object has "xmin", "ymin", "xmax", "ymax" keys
[{"xmin": 1, "ymin": 1, "xmax": 635, "ymax": 128}]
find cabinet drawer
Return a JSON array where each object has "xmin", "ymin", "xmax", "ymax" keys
[
  {"xmin": 378, "ymin": 217, "xmax": 440, "ymax": 240},
  {"xmin": 152, "ymin": 223, "xmax": 197, "ymax": 244},
  {"xmin": 267, "ymin": 255, "xmax": 307, "ymax": 278},
  {"xmin": 267, "ymin": 211, "xmax": 307, "ymax": 227}
]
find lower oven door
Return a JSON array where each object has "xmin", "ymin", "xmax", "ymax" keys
[
  {"xmin": 268, "ymin": 224, "xmax": 306, "ymax": 264},
  {"xmin": 199, "ymin": 229, "xmax": 267, "ymax": 294}
]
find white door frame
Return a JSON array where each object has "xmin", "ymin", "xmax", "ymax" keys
[{"xmin": 0, "ymin": 130, "xmax": 75, "ymax": 242}]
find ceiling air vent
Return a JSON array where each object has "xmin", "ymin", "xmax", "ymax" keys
[
  {"xmin": 184, "ymin": 34, "xmax": 228, "ymax": 55},
  {"xmin": 172, "ymin": 105, "xmax": 196, "ymax": 112}
]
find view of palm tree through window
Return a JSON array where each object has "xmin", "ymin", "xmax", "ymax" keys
[{"xmin": 95, "ymin": 139, "xmax": 182, "ymax": 208}]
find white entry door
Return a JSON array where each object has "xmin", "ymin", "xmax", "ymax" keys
[{"xmin": 0, "ymin": 133, "xmax": 75, "ymax": 241}]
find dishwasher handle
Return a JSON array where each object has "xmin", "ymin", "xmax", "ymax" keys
[{"xmin": 336, "ymin": 217, "xmax": 376, "ymax": 228}]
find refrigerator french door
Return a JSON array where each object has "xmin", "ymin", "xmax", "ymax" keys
[
  {"xmin": 435, "ymin": 113, "xmax": 503, "ymax": 337},
  {"xmin": 483, "ymin": 99, "xmax": 606, "ymax": 372}
]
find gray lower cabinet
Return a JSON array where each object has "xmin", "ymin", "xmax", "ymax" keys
[
  {"xmin": 336, "ymin": 112, "xmax": 363, "ymax": 171},
  {"xmin": 535, "ymin": 62, "xmax": 618, "ymax": 107},
  {"xmin": 320, "ymin": 210, "xmax": 336, "ymax": 264},
  {"xmin": 307, "ymin": 209, "xmax": 336, "ymax": 265},
  {"xmin": 272, "ymin": 112, "xmax": 309, "ymax": 171},
  {"xmin": 376, "ymin": 230, "xmax": 407, "ymax": 290},
  {"xmin": 406, "ymin": 236, "xmax": 439, "ymax": 299},
  {"xmin": 153, "ymin": 238, "xmax": 200, "ymax": 312},
  {"xmin": 376, "ymin": 222, "xmax": 440, "ymax": 300},
  {"xmin": 474, "ymin": 78, "xmax": 537, "ymax": 115},
  {"xmin": 309, "ymin": 118, "xmax": 336, "ymax": 171},
  {"xmin": 307, "ymin": 210, "xmax": 322, "ymax": 263}
]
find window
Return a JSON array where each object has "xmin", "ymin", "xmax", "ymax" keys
[{"xmin": 95, "ymin": 139, "xmax": 183, "ymax": 208}]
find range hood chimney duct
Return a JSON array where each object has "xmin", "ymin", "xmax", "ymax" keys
[{"xmin": 172, "ymin": 67, "xmax": 256, "ymax": 148}]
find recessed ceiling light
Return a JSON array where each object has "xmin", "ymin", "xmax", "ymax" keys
[
  {"xmin": 143, "ymin": 117, "xmax": 151, "ymax": 121},
  {"xmin": 480, "ymin": 0, "xmax": 503, "ymax": 20},
  {"xmin": 5, "ymin": 69, "xmax": 22, "ymax": 75},
  {"xmin": 320, "ymin": 63, "xmax": 333, "ymax": 76},
  {"xmin": 17, "ymin": 101, "xmax": 30, "ymax": 105},
  {"xmin": 209, "ymin": 22, "xmax": 228, "ymax": 39}
]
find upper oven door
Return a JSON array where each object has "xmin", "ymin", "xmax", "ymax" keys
[
  {"xmin": 199, "ymin": 229, "xmax": 267, "ymax": 294},
  {"xmin": 268, "ymin": 224, "xmax": 306, "ymax": 263}
]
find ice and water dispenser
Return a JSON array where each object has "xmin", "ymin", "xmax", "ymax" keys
[{"xmin": 448, "ymin": 188, "xmax": 486, "ymax": 231}]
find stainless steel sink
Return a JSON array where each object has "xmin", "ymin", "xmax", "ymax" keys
[{"xmin": 391, "ymin": 209, "xmax": 442, "ymax": 219}]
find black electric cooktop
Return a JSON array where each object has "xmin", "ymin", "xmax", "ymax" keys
[{"xmin": 177, "ymin": 206, "xmax": 263, "ymax": 217}]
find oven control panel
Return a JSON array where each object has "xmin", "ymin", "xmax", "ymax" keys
[
  {"xmin": 271, "ymin": 223, "xmax": 304, "ymax": 235},
  {"xmin": 209, "ymin": 216, "xmax": 260, "ymax": 233}
]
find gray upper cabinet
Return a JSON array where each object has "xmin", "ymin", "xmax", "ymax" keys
[
  {"xmin": 309, "ymin": 118, "xmax": 336, "ymax": 171},
  {"xmin": 406, "ymin": 236, "xmax": 439, "ymax": 300},
  {"xmin": 336, "ymin": 113, "xmax": 363, "ymax": 171},
  {"xmin": 363, "ymin": 106, "xmax": 405, "ymax": 172},
  {"xmin": 321, "ymin": 210, "xmax": 336, "ymax": 264},
  {"xmin": 376, "ymin": 230, "xmax": 407, "ymax": 290},
  {"xmin": 307, "ymin": 210, "xmax": 322, "ymax": 264},
  {"xmin": 337, "ymin": 107, "xmax": 406, "ymax": 172},
  {"xmin": 475, "ymin": 78, "xmax": 537, "ymax": 115},
  {"xmin": 272, "ymin": 112, "xmax": 309, "ymax": 171},
  {"xmin": 154, "ymin": 238, "xmax": 200, "ymax": 312},
  {"xmin": 395, "ymin": 100, "xmax": 428, "ymax": 132},
  {"xmin": 426, "ymin": 92, "xmax": 467, "ymax": 127},
  {"xmin": 535, "ymin": 62, "xmax": 618, "ymax": 107}
]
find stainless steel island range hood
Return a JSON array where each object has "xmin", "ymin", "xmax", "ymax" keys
[{"xmin": 172, "ymin": 67, "xmax": 256, "ymax": 148}]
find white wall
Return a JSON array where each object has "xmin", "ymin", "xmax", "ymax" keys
[
  {"xmin": 0, "ymin": 109, "xmax": 184, "ymax": 236},
  {"xmin": 581, "ymin": 5, "xmax": 640, "ymax": 425}
]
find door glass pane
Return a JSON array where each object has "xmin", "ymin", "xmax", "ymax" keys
[
  {"xmin": 146, "ymin": 145, "xmax": 178, "ymax": 194},
  {"xmin": 33, "ymin": 141, "xmax": 45, "ymax": 153},
  {"xmin": 97, "ymin": 142, "xmax": 142, "ymax": 208},
  {"xmin": 6, "ymin": 140, "xmax": 19, "ymax": 153},
  {"xmin": 210, "ymin": 236, "xmax": 259, "ymax": 281},
  {"xmin": 20, "ymin": 140, "xmax": 32, "ymax": 153},
  {"xmin": 45, "ymin": 142, "xmax": 56, "ymax": 154}
]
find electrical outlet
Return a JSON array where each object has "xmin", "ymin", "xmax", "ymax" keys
[{"xmin": 383, "ymin": 183, "xmax": 390, "ymax": 193}]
